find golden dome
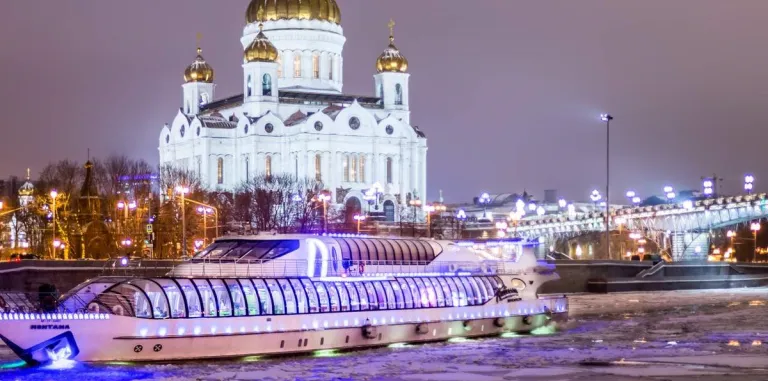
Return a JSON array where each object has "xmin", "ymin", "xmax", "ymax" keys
[
  {"xmin": 184, "ymin": 48, "xmax": 214, "ymax": 83},
  {"xmin": 246, "ymin": 0, "xmax": 341, "ymax": 25},
  {"xmin": 244, "ymin": 24, "xmax": 279, "ymax": 63},
  {"xmin": 377, "ymin": 20, "xmax": 408, "ymax": 73}
]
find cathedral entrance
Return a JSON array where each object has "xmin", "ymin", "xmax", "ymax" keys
[
  {"xmin": 383, "ymin": 200, "xmax": 396, "ymax": 222},
  {"xmin": 344, "ymin": 197, "xmax": 362, "ymax": 227}
]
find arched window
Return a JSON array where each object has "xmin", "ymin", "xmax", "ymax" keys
[
  {"xmin": 245, "ymin": 156, "xmax": 250, "ymax": 180},
  {"xmin": 293, "ymin": 52, "xmax": 302, "ymax": 78},
  {"xmin": 312, "ymin": 53, "xmax": 320, "ymax": 79},
  {"xmin": 329, "ymin": 55, "xmax": 334, "ymax": 80},
  {"xmin": 386, "ymin": 157, "xmax": 393, "ymax": 184},
  {"xmin": 359, "ymin": 154, "xmax": 366, "ymax": 184},
  {"xmin": 262, "ymin": 74, "xmax": 272, "ymax": 96},
  {"xmin": 379, "ymin": 84, "xmax": 384, "ymax": 104},
  {"xmin": 247, "ymin": 75, "xmax": 253, "ymax": 97},
  {"xmin": 315, "ymin": 154, "xmax": 322, "ymax": 182},
  {"xmin": 395, "ymin": 84, "xmax": 403, "ymax": 105},
  {"xmin": 199, "ymin": 93, "xmax": 208, "ymax": 106},
  {"xmin": 350, "ymin": 155, "xmax": 358, "ymax": 183},
  {"xmin": 185, "ymin": 102, "xmax": 190, "ymax": 114},
  {"xmin": 217, "ymin": 158, "xmax": 224, "ymax": 185},
  {"xmin": 265, "ymin": 155, "xmax": 272, "ymax": 178},
  {"xmin": 343, "ymin": 155, "xmax": 350, "ymax": 182},
  {"xmin": 276, "ymin": 54, "xmax": 283, "ymax": 78}
]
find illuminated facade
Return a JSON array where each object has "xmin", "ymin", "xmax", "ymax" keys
[{"xmin": 159, "ymin": 1, "xmax": 427, "ymax": 221}]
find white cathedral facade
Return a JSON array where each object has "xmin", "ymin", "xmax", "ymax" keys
[{"xmin": 158, "ymin": 0, "xmax": 427, "ymax": 221}]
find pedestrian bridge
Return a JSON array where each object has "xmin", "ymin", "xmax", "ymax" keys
[{"xmin": 501, "ymin": 193, "xmax": 768, "ymax": 260}]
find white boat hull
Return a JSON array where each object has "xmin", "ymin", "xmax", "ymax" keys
[{"xmin": 0, "ymin": 296, "xmax": 567, "ymax": 363}]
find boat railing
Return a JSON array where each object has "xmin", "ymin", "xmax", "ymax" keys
[{"xmin": 167, "ymin": 259, "xmax": 524, "ymax": 278}]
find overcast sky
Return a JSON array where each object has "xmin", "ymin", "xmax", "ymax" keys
[{"xmin": 2, "ymin": 0, "xmax": 768, "ymax": 202}]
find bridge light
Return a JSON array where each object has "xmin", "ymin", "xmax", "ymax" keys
[
  {"xmin": 558, "ymin": 199, "xmax": 567, "ymax": 208},
  {"xmin": 632, "ymin": 196, "xmax": 642, "ymax": 204},
  {"xmin": 626, "ymin": 191, "xmax": 636, "ymax": 198}
]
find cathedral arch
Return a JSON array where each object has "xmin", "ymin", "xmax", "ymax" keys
[
  {"xmin": 395, "ymin": 84, "xmax": 403, "ymax": 105},
  {"xmin": 262, "ymin": 74, "xmax": 273, "ymax": 96},
  {"xmin": 247, "ymin": 74, "xmax": 253, "ymax": 97}
]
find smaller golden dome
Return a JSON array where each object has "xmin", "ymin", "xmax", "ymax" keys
[
  {"xmin": 244, "ymin": 24, "xmax": 279, "ymax": 63},
  {"xmin": 184, "ymin": 48, "xmax": 215, "ymax": 83},
  {"xmin": 377, "ymin": 20, "xmax": 408, "ymax": 73}
]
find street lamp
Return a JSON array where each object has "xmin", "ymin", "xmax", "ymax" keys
[
  {"xmin": 478, "ymin": 193, "xmax": 491, "ymax": 218},
  {"xmin": 424, "ymin": 204, "xmax": 446, "ymax": 238},
  {"xmin": 50, "ymin": 190, "xmax": 59, "ymax": 259},
  {"xmin": 751, "ymin": 222, "xmax": 761, "ymax": 262},
  {"xmin": 528, "ymin": 203, "xmax": 537, "ymax": 212},
  {"xmin": 703, "ymin": 179, "xmax": 714, "ymax": 196},
  {"xmin": 536, "ymin": 206, "xmax": 545, "ymax": 216},
  {"xmin": 175, "ymin": 186, "xmax": 190, "ymax": 257},
  {"xmin": 558, "ymin": 199, "xmax": 567, "ymax": 209},
  {"xmin": 353, "ymin": 214, "xmax": 366, "ymax": 234},
  {"xmin": 197, "ymin": 206, "xmax": 215, "ymax": 246},
  {"xmin": 515, "ymin": 199, "xmax": 525, "ymax": 213},
  {"xmin": 664, "ymin": 186, "xmax": 675, "ymax": 200},
  {"xmin": 317, "ymin": 193, "xmax": 331, "ymax": 233},
  {"xmin": 600, "ymin": 113, "xmax": 613, "ymax": 261},
  {"xmin": 456, "ymin": 209, "xmax": 467, "ymax": 239},
  {"xmin": 590, "ymin": 190, "xmax": 602, "ymax": 205},
  {"xmin": 745, "ymin": 175, "xmax": 755, "ymax": 194}
]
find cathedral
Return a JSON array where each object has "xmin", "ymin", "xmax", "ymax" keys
[{"xmin": 158, "ymin": 0, "xmax": 428, "ymax": 222}]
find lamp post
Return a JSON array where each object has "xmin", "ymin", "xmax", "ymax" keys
[
  {"xmin": 600, "ymin": 113, "xmax": 613, "ymax": 261},
  {"xmin": 664, "ymin": 186, "xmax": 676, "ymax": 200},
  {"xmin": 478, "ymin": 193, "xmax": 491, "ymax": 219},
  {"xmin": 745, "ymin": 175, "xmax": 755, "ymax": 194},
  {"xmin": 116, "ymin": 200, "xmax": 137, "ymax": 235},
  {"xmin": 50, "ymin": 190, "xmax": 58, "ymax": 259},
  {"xmin": 751, "ymin": 222, "xmax": 761, "ymax": 262},
  {"xmin": 197, "ymin": 206, "xmax": 214, "ymax": 246},
  {"xmin": 353, "ymin": 214, "xmax": 366, "ymax": 234},
  {"xmin": 456, "ymin": 209, "xmax": 467, "ymax": 239},
  {"xmin": 175, "ymin": 186, "xmax": 190, "ymax": 257},
  {"xmin": 317, "ymin": 193, "xmax": 331, "ymax": 233}
]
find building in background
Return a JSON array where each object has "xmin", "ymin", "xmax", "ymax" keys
[{"xmin": 159, "ymin": 0, "xmax": 427, "ymax": 222}]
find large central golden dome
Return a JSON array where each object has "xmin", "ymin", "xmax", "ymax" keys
[{"xmin": 246, "ymin": 0, "xmax": 341, "ymax": 25}]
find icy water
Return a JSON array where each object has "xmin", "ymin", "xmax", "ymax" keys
[{"xmin": 2, "ymin": 288, "xmax": 768, "ymax": 380}]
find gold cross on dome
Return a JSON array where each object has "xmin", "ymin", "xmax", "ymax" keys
[
  {"xmin": 196, "ymin": 32, "xmax": 203, "ymax": 53},
  {"xmin": 388, "ymin": 19, "xmax": 395, "ymax": 40},
  {"xmin": 26, "ymin": 168, "xmax": 30, "ymax": 180}
]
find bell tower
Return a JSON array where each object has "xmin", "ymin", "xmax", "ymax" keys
[{"xmin": 182, "ymin": 34, "xmax": 215, "ymax": 115}]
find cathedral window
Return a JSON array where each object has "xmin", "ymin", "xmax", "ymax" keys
[
  {"xmin": 276, "ymin": 54, "xmax": 283, "ymax": 78},
  {"xmin": 217, "ymin": 158, "xmax": 224, "ymax": 185},
  {"xmin": 294, "ymin": 52, "xmax": 302, "ymax": 78},
  {"xmin": 395, "ymin": 84, "xmax": 403, "ymax": 105},
  {"xmin": 343, "ymin": 156, "xmax": 350, "ymax": 182},
  {"xmin": 350, "ymin": 155, "xmax": 357, "ymax": 183},
  {"xmin": 247, "ymin": 75, "xmax": 253, "ymax": 97},
  {"xmin": 359, "ymin": 155, "xmax": 366, "ymax": 184},
  {"xmin": 379, "ymin": 84, "xmax": 384, "ymax": 104},
  {"xmin": 262, "ymin": 74, "xmax": 272, "ymax": 96},
  {"xmin": 315, "ymin": 154, "xmax": 322, "ymax": 182},
  {"xmin": 312, "ymin": 53, "xmax": 320, "ymax": 79},
  {"xmin": 329, "ymin": 55, "xmax": 334, "ymax": 80},
  {"xmin": 265, "ymin": 156, "xmax": 272, "ymax": 178},
  {"xmin": 199, "ymin": 93, "xmax": 209, "ymax": 106},
  {"xmin": 386, "ymin": 158, "xmax": 393, "ymax": 185},
  {"xmin": 245, "ymin": 156, "xmax": 250, "ymax": 180}
]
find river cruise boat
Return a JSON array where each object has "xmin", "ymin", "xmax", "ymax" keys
[{"xmin": 0, "ymin": 235, "xmax": 568, "ymax": 364}]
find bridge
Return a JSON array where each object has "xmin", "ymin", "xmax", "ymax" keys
[{"xmin": 457, "ymin": 193, "xmax": 768, "ymax": 261}]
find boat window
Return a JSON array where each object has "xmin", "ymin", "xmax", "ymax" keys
[
  {"xmin": 224, "ymin": 280, "xmax": 246, "ymax": 317},
  {"xmin": 97, "ymin": 283, "xmax": 147, "ymax": 318},
  {"xmin": 383, "ymin": 281, "xmax": 399, "ymax": 309},
  {"xmin": 222, "ymin": 240, "xmax": 276, "ymax": 261},
  {"xmin": 458, "ymin": 277, "xmax": 477, "ymax": 305},
  {"xmin": 265, "ymin": 279, "xmax": 285, "ymax": 314},
  {"xmin": 363, "ymin": 282, "xmax": 378, "ymax": 310},
  {"xmin": 193, "ymin": 241, "xmax": 240, "ymax": 260},
  {"xmin": 493, "ymin": 276, "xmax": 504, "ymax": 291},
  {"xmin": 372, "ymin": 282, "xmax": 389, "ymax": 310},
  {"xmin": 277, "ymin": 279, "xmax": 297, "ymax": 314},
  {"xmin": 445, "ymin": 277, "xmax": 466, "ymax": 307},
  {"xmin": 416, "ymin": 241, "xmax": 436, "ymax": 261},
  {"xmin": 263, "ymin": 241, "xmax": 301, "ymax": 260},
  {"xmin": 176, "ymin": 279, "xmax": 202, "ymax": 318},
  {"xmin": 344, "ymin": 282, "xmax": 360, "ymax": 311},
  {"xmin": 404, "ymin": 278, "xmax": 421, "ymax": 308},
  {"xmin": 155, "ymin": 279, "xmax": 186, "ymax": 318},
  {"xmin": 414, "ymin": 278, "xmax": 435, "ymax": 307},
  {"xmin": 315, "ymin": 282, "xmax": 330, "ymax": 312},
  {"xmin": 396, "ymin": 279, "xmax": 413, "ymax": 308},
  {"xmin": 362, "ymin": 239, "xmax": 380, "ymax": 261},
  {"xmin": 403, "ymin": 241, "xmax": 421, "ymax": 263},
  {"xmin": 428, "ymin": 278, "xmax": 445, "ymax": 307},
  {"xmin": 344, "ymin": 239, "xmax": 361, "ymax": 261},
  {"xmin": 393, "ymin": 240, "xmax": 412, "ymax": 262},
  {"xmin": 193, "ymin": 280, "xmax": 217, "ymax": 317},
  {"xmin": 252, "ymin": 279, "xmax": 273, "ymax": 315},
  {"xmin": 354, "ymin": 282, "xmax": 369, "ymax": 310},
  {"xmin": 479, "ymin": 277, "xmax": 495, "ymax": 300},
  {"xmin": 468, "ymin": 277, "xmax": 486, "ymax": 304},
  {"xmin": 371, "ymin": 239, "xmax": 388, "ymax": 262},
  {"xmin": 335, "ymin": 282, "xmax": 350, "ymax": 311},
  {"xmin": 348, "ymin": 239, "xmax": 367, "ymax": 261},
  {"xmin": 209, "ymin": 279, "xmax": 232, "ymax": 317},
  {"xmin": 436, "ymin": 278, "xmax": 453, "ymax": 307},
  {"xmin": 326, "ymin": 282, "xmax": 341, "ymax": 312},
  {"xmin": 238, "ymin": 279, "xmax": 260, "ymax": 316},
  {"xmin": 300, "ymin": 279, "xmax": 319, "ymax": 313},
  {"xmin": 290, "ymin": 279, "xmax": 308, "ymax": 314},
  {"xmin": 337, "ymin": 239, "xmax": 353, "ymax": 262},
  {"xmin": 134, "ymin": 280, "xmax": 169, "ymax": 319},
  {"xmin": 382, "ymin": 239, "xmax": 401, "ymax": 262}
]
